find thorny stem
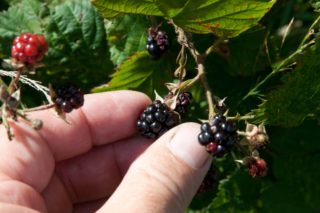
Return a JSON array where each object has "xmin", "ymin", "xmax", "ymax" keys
[
  {"xmin": 8, "ymin": 68, "xmax": 22, "ymax": 93},
  {"xmin": 0, "ymin": 69, "xmax": 52, "ymax": 103},
  {"xmin": 23, "ymin": 103, "xmax": 55, "ymax": 112},
  {"xmin": 171, "ymin": 21, "xmax": 216, "ymax": 119},
  {"xmin": 242, "ymin": 16, "xmax": 320, "ymax": 101},
  {"xmin": 242, "ymin": 39, "xmax": 315, "ymax": 101},
  {"xmin": 204, "ymin": 37, "xmax": 227, "ymax": 57},
  {"xmin": 228, "ymin": 114, "xmax": 255, "ymax": 121},
  {"xmin": 298, "ymin": 15, "xmax": 320, "ymax": 48}
]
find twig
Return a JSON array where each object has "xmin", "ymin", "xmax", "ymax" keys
[
  {"xmin": 171, "ymin": 21, "xmax": 216, "ymax": 119},
  {"xmin": 23, "ymin": 103, "xmax": 55, "ymax": 112},
  {"xmin": 242, "ymin": 39, "xmax": 315, "ymax": 101},
  {"xmin": 298, "ymin": 15, "xmax": 320, "ymax": 48},
  {"xmin": 0, "ymin": 69, "xmax": 52, "ymax": 103}
]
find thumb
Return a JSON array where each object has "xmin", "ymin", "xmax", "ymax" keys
[{"xmin": 98, "ymin": 122, "xmax": 212, "ymax": 213}]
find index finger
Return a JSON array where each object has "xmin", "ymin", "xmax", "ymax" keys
[{"xmin": 30, "ymin": 90, "xmax": 151, "ymax": 161}]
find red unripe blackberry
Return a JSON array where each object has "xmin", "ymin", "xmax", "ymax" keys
[
  {"xmin": 174, "ymin": 92, "xmax": 192, "ymax": 115},
  {"xmin": 248, "ymin": 158, "xmax": 268, "ymax": 178},
  {"xmin": 137, "ymin": 100, "xmax": 181, "ymax": 139},
  {"xmin": 11, "ymin": 33, "xmax": 48, "ymax": 65},
  {"xmin": 52, "ymin": 84, "xmax": 84, "ymax": 113},
  {"xmin": 198, "ymin": 114, "xmax": 238, "ymax": 157}
]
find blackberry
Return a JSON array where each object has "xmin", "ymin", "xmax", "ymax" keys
[
  {"xmin": 52, "ymin": 84, "xmax": 84, "ymax": 113},
  {"xmin": 198, "ymin": 114, "xmax": 237, "ymax": 157},
  {"xmin": 146, "ymin": 29, "xmax": 169, "ymax": 59},
  {"xmin": 137, "ymin": 100, "xmax": 180, "ymax": 138},
  {"xmin": 174, "ymin": 92, "xmax": 192, "ymax": 115},
  {"xmin": 11, "ymin": 33, "xmax": 48, "ymax": 65},
  {"xmin": 244, "ymin": 157, "xmax": 268, "ymax": 178}
]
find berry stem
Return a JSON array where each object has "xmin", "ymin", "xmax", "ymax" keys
[
  {"xmin": 204, "ymin": 37, "xmax": 227, "ymax": 57},
  {"xmin": 298, "ymin": 15, "xmax": 320, "ymax": 48},
  {"xmin": 171, "ymin": 21, "xmax": 216, "ymax": 119},
  {"xmin": 8, "ymin": 68, "xmax": 22, "ymax": 93},
  {"xmin": 0, "ymin": 69, "xmax": 52, "ymax": 103},
  {"xmin": 23, "ymin": 103, "xmax": 55, "ymax": 112},
  {"xmin": 228, "ymin": 114, "xmax": 255, "ymax": 121}
]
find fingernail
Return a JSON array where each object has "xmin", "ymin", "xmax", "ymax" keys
[{"xmin": 168, "ymin": 123, "xmax": 211, "ymax": 169}]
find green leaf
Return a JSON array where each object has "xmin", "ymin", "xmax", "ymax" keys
[
  {"xmin": 0, "ymin": 0, "xmax": 113, "ymax": 92},
  {"xmin": 92, "ymin": 0, "xmax": 163, "ymax": 18},
  {"xmin": 260, "ymin": 121, "xmax": 320, "ymax": 212},
  {"xmin": 0, "ymin": 0, "xmax": 46, "ymax": 37},
  {"xmin": 253, "ymin": 43, "xmax": 320, "ymax": 127},
  {"xmin": 93, "ymin": 51, "xmax": 173, "ymax": 97},
  {"xmin": 93, "ymin": 0, "xmax": 276, "ymax": 37},
  {"xmin": 39, "ymin": 0, "xmax": 113, "ymax": 91},
  {"xmin": 208, "ymin": 170, "xmax": 268, "ymax": 213},
  {"xmin": 158, "ymin": 0, "xmax": 276, "ymax": 37},
  {"xmin": 106, "ymin": 15, "xmax": 150, "ymax": 65}
]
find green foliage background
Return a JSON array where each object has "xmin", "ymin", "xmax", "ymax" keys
[{"xmin": 0, "ymin": 0, "xmax": 319, "ymax": 212}]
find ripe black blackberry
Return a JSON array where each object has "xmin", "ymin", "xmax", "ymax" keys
[
  {"xmin": 198, "ymin": 114, "xmax": 237, "ymax": 157},
  {"xmin": 146, "ymin": 28, "xmax": 169, "ymax": 59},
  {"xmin": 174, "ymin": 92, "xmax": 192, "ymax": 115},
  {"xmin": 137, "ymin": 100, "xmax": 180, "ymax": 139},
  {"xmin": 52, "ymin": 84, "xmax": 84, "ymax": 113}
]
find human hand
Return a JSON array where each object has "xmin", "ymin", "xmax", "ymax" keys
[{"xmin": 0, "ymin": 91, "xmax": 211, "ymax": 213}]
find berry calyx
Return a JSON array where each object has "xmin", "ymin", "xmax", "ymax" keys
[
  {"xmin": 52, "ymin": 84, "xmax": 84, "ymax": 113},
  {"xmin": 11, "ymin": 33, "xmax": 48, "ymax": 65},
  {"xmin": 198, "ymin": 114, "xmax": 238, "ymax": 157},
  {"xmin": 137, "ymin": 100, "xmax": 181, "ymax": 139}
]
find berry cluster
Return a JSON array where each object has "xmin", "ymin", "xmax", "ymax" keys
[
  {"xmin": 52, "ymin": 84, "xmax": 84, "ymax": 113},
  {"xmin": 246, "ymin": 157, "xmax": 268, "ymax": 178},
  {"xmin": 137, "ymin": 100, "xmax": 180, "ymax": 138},
  {"xmin": 174, "ymin": 92, "xmax": 192, "ymax": 115},
  {"xmin": 11, "ymin": 33, "xmax": 48, "ymax": 65},
  {"xmin": 146, "ymin": 29, "xmax": 169, "ymax": 59},
  {"xmin": 198, "ymin": 114, "xmax": 237, "ymax": 157}
]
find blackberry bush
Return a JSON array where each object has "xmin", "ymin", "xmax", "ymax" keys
[
  {"xmin": 11, "ymin": 33, "xmax": 48, "ymax": 65},
  {"xmin": 137, "ymin": 100, "xmax": 180, "ymax": 138},
  {"xmin": 52, "ymin": 84, "xmax": 84, "ymax": 113},
  {"xmin": 198, "ymin": 114, "xmax": 237, "ymax": 157}
]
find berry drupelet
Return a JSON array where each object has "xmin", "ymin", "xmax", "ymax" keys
[
  {"xmin": 174, "ymin": 92, "xmax": 192, "ymax": 115},
  {"xmin": 198, "ymin": 114, "xmax": 237, "ymax": 157},
  {"xmin": 137, "ymin": 100, "xmax": 180, "ymax": 139},
  {"xmin": 146, "ymin": 29, "xmax": 169, "ymax": 59},
  {"xmin": 11, "ymin": 33, "xmax": 48, "ymax": 65},
  {"xmin": 52, "ymin": 84, "xmax": 84, "ymax": 113}
]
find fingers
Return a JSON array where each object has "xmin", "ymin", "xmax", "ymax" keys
[
  {"xmin": 42, "ymin": 135, "xmax": 151, "ymax": 209},
  {"xmin": 0, "ymin": 180, "xmax": 47, "ymax": 212},
  {"xmin": 0, "ymin": 203, "xmax": 40, "ymax": 213},
  {"xmin": 30, "ymin": 90, "xmax": 151, "ymax": 161},
  {"xmin": 98, "ymin": 123, "xmax": 212, "ymax": 213},
  {"xmin": 0, "ymin": 90, "xmax": 151, "ymax": 211}
]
